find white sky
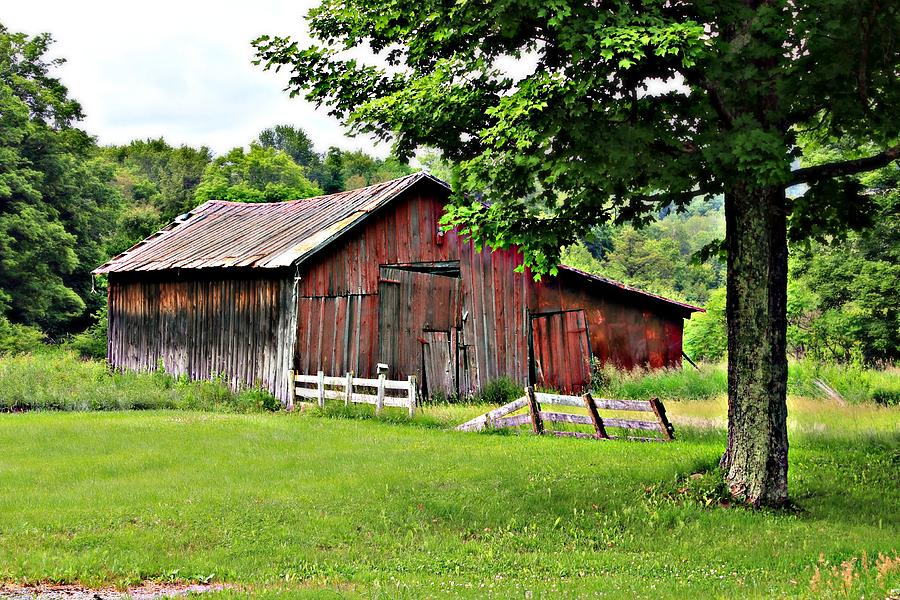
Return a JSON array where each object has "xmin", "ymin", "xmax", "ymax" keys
[{"xmin": 2, "ymin": 1, "xmax": 389, "ymax": 157}]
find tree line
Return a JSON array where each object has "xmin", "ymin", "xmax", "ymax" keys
[
  {"xmin": 0, "ymin": 23, "xmax": 412, "ymax": 347},
  {"xmin": 561, "ymin": 174, "xmax": 899, "ymax": 367}
]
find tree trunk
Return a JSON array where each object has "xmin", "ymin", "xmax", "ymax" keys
[{"xmin": 720, "ymin": 183, "xmax": 789, "ymax": 507}]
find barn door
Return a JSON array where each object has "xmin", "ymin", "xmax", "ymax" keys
[
  {"xmin": 530, "ymin": 310, "xmax": 592, "ymax": 394},
  {"xmin": 422, "ymin": 330, "xmax": 456, "ymax": 398},
  {"xmin": 377, "ymin": 278, "xmax": 401, "ymax": 379}
]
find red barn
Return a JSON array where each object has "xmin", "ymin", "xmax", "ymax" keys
[{"xmin": 94, "ymin": 173, "xmax": 701, "ymax": 403}]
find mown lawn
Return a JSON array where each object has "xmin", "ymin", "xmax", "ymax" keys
[{"xmin": 0, "ymin": 402, "xmax": 897, "ymax": 598}]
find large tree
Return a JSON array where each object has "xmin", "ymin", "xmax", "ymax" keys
[{"xmin": 254, "ymin": 1, "xmax": 899, "ymax": 505}]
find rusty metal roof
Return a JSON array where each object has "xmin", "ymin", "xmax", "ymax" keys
[
  {"xmin": 94, "ymin": 172, "xmax": 444, "ymax": 274},
  {"xmin": 558, "ymin": 265, "xmax": 704, "ymax": 313},
  {"xmin": 93, "ymin": 171, "xmax": 703, "ymax": 313}
]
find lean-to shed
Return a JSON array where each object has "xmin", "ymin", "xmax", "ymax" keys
[{"xmin": 94, "ymin": 173, "xmax": 702, "ymax": 403}]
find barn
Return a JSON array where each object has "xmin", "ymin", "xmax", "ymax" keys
[{"xmin": 94, "ymin": 172, "xmax": 701, "ymax": 404}]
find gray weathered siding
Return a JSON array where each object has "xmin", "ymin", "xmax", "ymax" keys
[{"xmin": 107, "ymin": 274, "xmax": 297, "ymax": 403}]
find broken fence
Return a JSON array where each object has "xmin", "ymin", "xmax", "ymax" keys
[{"xmin": 456, "ymin": 387, "xmax": 675, "ymax": 441}]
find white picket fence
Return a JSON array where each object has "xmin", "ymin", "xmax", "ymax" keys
[{"xmin": 289, "ymin": 370, "xmax": 417, "ymax": 416}]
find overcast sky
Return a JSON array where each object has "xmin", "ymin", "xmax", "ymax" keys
[{"xmin": 3, "ymin": 1, "xmax": 388, "ymax": 156}]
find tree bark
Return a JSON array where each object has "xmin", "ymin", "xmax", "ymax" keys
[{"xmin": 721, "ymin": 183, "xmax": 789, "ymax": 507}]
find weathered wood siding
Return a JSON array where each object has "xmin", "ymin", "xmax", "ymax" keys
[
  {"xmin": 530, "ymin": 271, "xmax": 685, "ymax": 370},
  {"xmin": 293, "ymin": 189, "xmax": 684, "ymax": 395},
  {"xmin": 107, "ymin": 274, "xmax": 297, "ymax": 402},
  {"xmin": 294, "ymin": 190, "xmax": 531, "ymax": 394}
]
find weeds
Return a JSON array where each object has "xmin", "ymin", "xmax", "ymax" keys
[
  {"xmin": 809, "ymin": 551, "xmax": 900, "ymax": 598},
  {"xmin": 0, "ymin": 349, "xmax": 279, "ymax": 413}
]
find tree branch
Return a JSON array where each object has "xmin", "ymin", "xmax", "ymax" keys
[{"xmin": 789, "ymin": 143, "xmax": 900, "ymax": 186}]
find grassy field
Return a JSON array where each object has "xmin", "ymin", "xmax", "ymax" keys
[{"xmin": 0, "ymin": 399, "xmax": 897, "ymax": 598}]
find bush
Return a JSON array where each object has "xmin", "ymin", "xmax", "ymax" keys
[
  {"xmin": 472, "ymin": 377, "xmax": 523, "ymax": 405},
  {"xmin": 587, "ymin": 359, "xmax": 897, "ymax": 404},
  {"xmin": 0, "ymin": 349, "xmax": 281, "ymax": 413},
  {"xmin": 788, "ymin": 360, "xmax": 900, "ymax": 404},
  {"xmin": 0, "ymin": 316, "xmax": 45, "ymax": 356},
  {"xmin": 66, "ymin": 304, "xmax": 107, "ymax": 360},
  {"xmin": 683, "ymin": 288, "xmax": 727, "ymax": 362},
  {"xmin": 872, "ymin": 389, "xmax": 900, "ymax": 407}
]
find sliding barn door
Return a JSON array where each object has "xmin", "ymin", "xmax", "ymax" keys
[{"xmin": 530, "ymin": 310, "xmax": 592, "ymax": 394}]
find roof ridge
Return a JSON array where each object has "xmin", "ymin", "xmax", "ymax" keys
[
  {"xmin": 204, "ymin": 171, "xmax": 442, "ymax": 207},
  {"xmin": 92, "ymin": 171, "xmax": 448, "ymax": 274}
]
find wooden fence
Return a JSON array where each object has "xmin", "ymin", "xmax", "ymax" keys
[
  {"xmin": 456, "ymin": 387, "xmax": 674, "ymax": 441},
  {"xmin": 289, "ymin": 370, "xmax": 417, "ymax": 416}
]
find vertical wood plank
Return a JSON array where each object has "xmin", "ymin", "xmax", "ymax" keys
[
  {"xmin": 288, "ymin": 369, "xmax": 296, "ymax": 411},
  {"xmin": 582, "ymin": 392, "xmax": 609, "ymax": 439},
  {"xmin": 376, "ymin": 373, "xmax": 386, "ymax": 415},
  {"xmin": 407, "ymin": 375, "xmax": 417, "ymax": 417},
  {"xmin": 525, "ymin": 386, "xmax": 544, "ymax": 435},
  {"xmin": 649, "ymin": 397, "xmax": 675, "ymax": 440},
  {"xmin": 317, "ymin": 370, "xmax": 325, "ymax": 408},
  {"xmin": 345, "ymin": 371, "xmax": 353, "ymax": 406}
]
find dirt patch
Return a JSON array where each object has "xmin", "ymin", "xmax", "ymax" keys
[{"xmin": 0, "ymin": 582, "xmax": 228, "ymax": 599}]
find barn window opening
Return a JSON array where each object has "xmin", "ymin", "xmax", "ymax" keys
[{"xmin": 379, "ymin": 261, "xmax": 460, "ymax": 278}]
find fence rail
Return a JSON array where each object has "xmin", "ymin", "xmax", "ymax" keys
[
  {"xmin": 289, "ymin": 370, "xmax": 417, "ymax": 416},
  {"xmin": 456, "ymin": 387, "xmax": 674, "ymax": 441}
]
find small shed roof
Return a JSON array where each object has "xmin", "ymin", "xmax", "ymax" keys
[{"xmin": 94, "ymin": 172, "xmax": 444, "ymax": 274}]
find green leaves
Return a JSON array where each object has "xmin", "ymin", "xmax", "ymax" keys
[
  {"xmin": 253, "ymin": 0, "xmax": 900, "ymax": 276},
  {"xmin": 194, "ymin": 144, "xmax": 322, "ymax": 203}
]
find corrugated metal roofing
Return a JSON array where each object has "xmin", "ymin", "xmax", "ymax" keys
[
  {"xmin": 94, "ymin": 172, "xmax": 443, "ymax": 274},
  {"xmin": 93, "ymin": 171, "xmax": 702, "ymax": 313},
  {"xmin": 557, "ymin": 265, "xmax": 704, "ymax": 313}
]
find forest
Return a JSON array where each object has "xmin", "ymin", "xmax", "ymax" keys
[
  {"xmin": 1, "ymin": 21, "xmax": 897, "ymax": 377},
  {"xmin": 0, "ymin": 24, "xmax": 413, "ymax": 356}
]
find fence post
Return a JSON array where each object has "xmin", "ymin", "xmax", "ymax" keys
[
  {"xmin": 582, "ymin": 392, "xmax": 609, "ymax": 439},
  {"xmin": 525, "ymin": 386, "xmax": 544, "ymax": 435},
  {"xmin": 407, "ymin": 375, "xmax": 417, "ymax": 417},
  {"xmin": 317, "ymin": 370, "xmax": 325, "ymax": 408},
  {"xmin": 345, "ymin": 372, "xmax": 353, "ymax": 406},
  {"xmin": 648, "ymin": 397, "xmax": 675, "ymax": 440},
  {"xmin": 287, "ymin": 369, "xmax": 296, "ymax": 412},
  {"xmin": 376, "ymin": 373, "xmax": 386, "ymax": 415}
]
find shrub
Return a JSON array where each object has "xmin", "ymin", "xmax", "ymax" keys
[
  {"xmin": 788, "ymin": 360, "xmax": 900, "ymax": 404},
  {"xmin": 0, "ymin": 316, "xmax": 45, "ymax": 356},
  {"xmin": 66, "ymin": 304, "xmax": 108, "ymax": 360},
  {"xmin": 472, "ymin": 377, "xmax": 523, "ymax": 405},
  {"xmin": 872, "ymin": 389, "xmax": 900, "ymax": 407},
  {"xmin": 683, "ymin": 288, "xmax": 727, "ymax": 362}
]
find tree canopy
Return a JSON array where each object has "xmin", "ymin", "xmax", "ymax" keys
[
  {"xmin": 194, "ymin": 143, "xmax": 321, "ymax": 203},
  {"xmin": 254, "ymin": 0, "xmax": 899, "ymax": 506},
  {"xmin": 0, "ymin": 24, "xmax": 119, "ymax": 335}
]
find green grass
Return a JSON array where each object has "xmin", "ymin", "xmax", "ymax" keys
[
  {"xmin": 0, "ymin": 401, "xmax": 897, "ymax": 598},
  {"xmin": 592, "ymin": 360, "xmax": 899, "ymax": 404},
  {"xmin": 0, "ymin": 350, "xmax": 279, "ymax": 412}
]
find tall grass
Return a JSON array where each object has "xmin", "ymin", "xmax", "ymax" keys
[
  {"xmin": 591, "ymin": 359, "xmax": 898, "ymax": 403},
  {"xmin": 0, "ymin": 349, "xmax": 279, "ymax": 412},
  {"xmin": 591, "ymin": 360, "xmax": 727, "ymax": 401}
]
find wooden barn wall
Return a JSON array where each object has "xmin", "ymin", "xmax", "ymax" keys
[
  {"xmin": 529, "ymin": 274, "xmax": 685, "ymax": 370},
  {"xmin": 107, "ymin": 275, "xmax": 297, "ymax": 402},
  {"xmin": 295, "ymin": 190, "xmax": 530, "ymax": 392}
]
